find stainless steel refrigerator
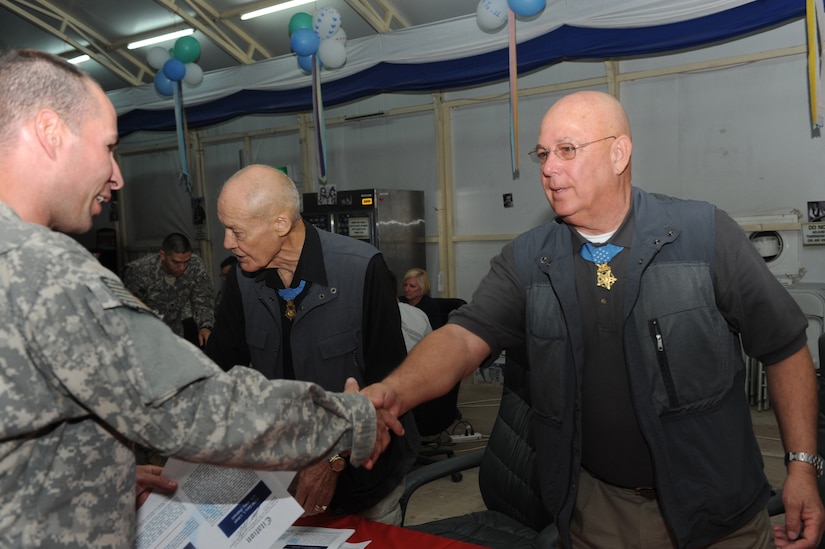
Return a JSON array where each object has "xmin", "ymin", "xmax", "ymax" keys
[{"xmin": 301, "ymin": 188, "xmax": 426, "ymax": 288}]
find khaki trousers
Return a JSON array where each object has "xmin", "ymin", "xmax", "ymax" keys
[{"xmin": 557, "ymin": 470, "xmax": 773, "ymax": 548}]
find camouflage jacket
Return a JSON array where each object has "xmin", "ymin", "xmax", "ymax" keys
[
  {"xmin": 123, "ymin": 252, "xmax": 215, "ymax": 337},
  {"xmin": 0, "ymin": 202, "xmax": 377, "ymax": 548}
]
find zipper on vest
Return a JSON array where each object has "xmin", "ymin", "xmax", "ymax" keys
[{"xmin": 649, "ymin": 319, "xmax": 679, "ymax": 407}]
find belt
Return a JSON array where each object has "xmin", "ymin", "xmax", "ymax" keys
[{"xmin": 585, "ymin": 469, "xmax": 657, "ymax": 500}]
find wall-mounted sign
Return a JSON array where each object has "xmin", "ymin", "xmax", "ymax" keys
[
  {"xmin": 348, "ymin": 216, "xmax": 371, "ymax": 239},
  {"xmin": 802, "ymin": 222, "xmax": 825, "ymax": 246}
]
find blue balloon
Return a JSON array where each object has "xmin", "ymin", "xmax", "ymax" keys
[
  {"xmin": 154, "ymin": 71, "xmax": 174, "ymax": 96},
  {"xmin": 163, "ymin": 58, "xmax": 186, "ymax": 82},
  {"xmin": 290, "ymin": 28, "xmax": 319, "ymax": 56},
  {"xmin": 507, "ymin": 0, "xmax": 545, "ymax": 17},
  {"xmin": 297, "ymin": 54, "xmax": 314, "ymax": 73}
]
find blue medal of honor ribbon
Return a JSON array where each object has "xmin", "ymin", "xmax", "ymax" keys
[
  {"xmin": 580, "ymin": 242, "xmax": 623, "ymax": 264},
  {"xmin": 277, "ymin": 279, "xmax": 306, "ymax": 301}
]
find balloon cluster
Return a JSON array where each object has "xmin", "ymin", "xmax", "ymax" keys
[
  {"xmin": 289, "ymin": 7, "xmax": 348, "ymax": 73},
  {"xmin": 476, "ymin": 0, "xmax": 546, "ymax": 31},
  {"xmin": 147, "ymin": 36, "xmax": 204, "ymax": 96}
]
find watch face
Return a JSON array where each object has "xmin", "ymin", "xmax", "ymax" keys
[{"xmin": 329, "ymin": 456, "xmax": 345, "ymax": 472}]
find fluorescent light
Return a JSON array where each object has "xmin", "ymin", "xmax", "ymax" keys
[
  {"xmin": 127, "ymin": 29, "xmax": 194, "ymax": 50},
  {"xmin": 67, "ymin": 54, "xmax": 90, "ymax": 64},
  {"xmin": 241, "ymin": 0, "xmax": 316, "ymax": 20}
]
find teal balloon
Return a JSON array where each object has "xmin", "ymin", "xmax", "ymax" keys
[
  {"xmin": 289, "ymin": 12, "xmax": 313, "ymax": 36},
  {"xmin": 173, "ymin": 36, "xmax": 201, "ymax": 63}
]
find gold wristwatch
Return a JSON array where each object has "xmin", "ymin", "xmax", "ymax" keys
[{"xmin": 328, "ymin": 454, "xmax": 346, "ymax": 473}]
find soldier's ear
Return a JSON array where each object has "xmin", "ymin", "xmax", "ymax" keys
[{"xmin": 34, "ymin": 109, "xmax": 63, "ymax": 160}]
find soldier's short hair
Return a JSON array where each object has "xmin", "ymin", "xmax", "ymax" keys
[
  {"xmin": 0, "ymin": 49, "xmax": 94, "ymax": 145},
  {"xmin": 161, "ymin": 233, "xmax": 192, "ymax": 254}
]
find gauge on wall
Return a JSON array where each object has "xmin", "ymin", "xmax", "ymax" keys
[{"xmin": 749, "ymin": 231, "xmax": 783, "ymax": 263}]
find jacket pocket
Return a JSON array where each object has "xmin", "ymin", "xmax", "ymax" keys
[{"xmin": 649, "ymin": 319, "xmax": 679, "ymax": 408}]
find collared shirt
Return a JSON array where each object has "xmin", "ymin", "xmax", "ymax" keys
[{"xmin": 573, "ymin": 209, "xmax": 654, "ymax": 487}]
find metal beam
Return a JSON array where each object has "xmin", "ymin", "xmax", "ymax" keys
[
  {"xmin": 345, "ymin": 0, "xmax": 410, "ymax": 33},
  {"xmin": 188, "ymin": 0, "xmax": 272, "ymax": 60},
  {"xmin": 152, "ymin": 0, "xmax": 270, "ymax": 64},
  {"xmin": 0, "ymin": 0, "xmax": 152, "ymax": 85}
]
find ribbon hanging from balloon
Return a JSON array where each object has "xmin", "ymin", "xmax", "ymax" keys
[
  {"xmin": 807, "ymin": 0, "xmax": 825, "ymax": 129},
  {"xmin": 148, "ymin": 36, "xmax": 204, "ymax": 194},
  {"xmin": 508, "ymin": 7, "xmax": 519, "ymax": 176},
  {"xmin": 476, "ymin": 0, "xmax": 547, "ymax": 175},
  {"xmin": 172, "ymin": 81, "xmax": 192, "ymax": 195},
  {"xmin": 311, "ymin": 54, "xmax": 328, "ymax": 184}
]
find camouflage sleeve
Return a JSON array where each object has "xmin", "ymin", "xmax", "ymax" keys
[
  {"xmin": 187, "ymin": 254, "xmax": 216, "ymax": 330},
  {"xmin": 122, "ymin": 256, "xmax": 147, "ymax": 300},
  {"xmin": 27, "ymin": 255, "xmax": 377, "ymax": 468}
]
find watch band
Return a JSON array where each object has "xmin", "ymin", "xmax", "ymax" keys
[{"xmin": 785, "ymin": 451, "xmax": 824, "ymax": 478}]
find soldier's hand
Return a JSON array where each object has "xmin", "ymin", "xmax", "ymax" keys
[
  {"xmin": 344, "ymin": 378, "xmax": 404, "ymax": 469},
  {"xmin": 136, "ymin": 464, "xmax": 177, "ymax": 508}
]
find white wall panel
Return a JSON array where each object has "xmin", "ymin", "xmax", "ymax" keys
[
  {"xmin": 119, "ymin": 149, "xmax": 192, "ymax": 258},
  {"xmin": 451, "ymin": 90, "xmax": 584, "ymax": 237},
  {"xmin": 453, "ymin": 241, "xmax": 509, "ymax": 300}
]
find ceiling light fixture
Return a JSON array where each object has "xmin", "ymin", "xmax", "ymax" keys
[
  {"xmin": 67, "ymin": 54, "xmax": 91, "ymax": 64},
  {"xmin": 240, "ymin": 0, "xmax": 316, "ymax": 21},
  {"xmin": 127, "ymin": 28, "xmax": 194, "ymax": 50}
]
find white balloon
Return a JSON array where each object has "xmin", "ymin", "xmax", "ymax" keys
[
  {"xmin": 313, "ymin": 7, "xmax": 342, "ymax": 40},
  {"xmin": 318, "ymin": 38, "xmax": 347, "ymax": 69},
  {"xmin": 330, "ymin": 27, "xmax": 347, "ymax": 45},
  {"xmin": 476, "ymin": 0, "xmax": 508, "ymax": 31},
  {"xmin": 147, "ymin": 46, "xmax": 171, "ymax": 70},
  {"xmin": 183, "ymin": 63, "xmax": 204, "ymax": 86}
]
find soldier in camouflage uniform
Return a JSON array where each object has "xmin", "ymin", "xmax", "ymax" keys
[
  {"xmin": 0, "ymin": 49, "xmax": 403, "ymax": 548},
  {"xmin": 124, "ymin": 233, "xmax": 216, "ymax": 346}
]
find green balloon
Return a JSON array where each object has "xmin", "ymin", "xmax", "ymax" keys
[
  {"xmin": 173, "ymin": 36, "xmax": 201, "ymax": 64},
  {"xmin": 288, "ymin": 12, "xmax": 313, "ymax": 36}
]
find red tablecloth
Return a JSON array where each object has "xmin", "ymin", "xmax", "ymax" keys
[{"xmin": 295, "ymin": 514, "xmax": 488, "ymax": 548}]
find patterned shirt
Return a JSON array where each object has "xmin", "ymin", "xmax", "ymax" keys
[
  {"xmin": 123, "ymin": 252, "xmax": 215, "ymax": 337},
  {"xmin": 0, "ymin": 202, "xmax": 376, "ymax": 548}
]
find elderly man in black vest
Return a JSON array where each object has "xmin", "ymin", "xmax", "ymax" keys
[{"xmin": 206, "ymin": 165, "xmax": 418, "ymax": 525}]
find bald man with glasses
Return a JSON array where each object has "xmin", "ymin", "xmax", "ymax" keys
[{"xmin": 363, "ymin": 90, "xmax": 824, "ymax": 548}]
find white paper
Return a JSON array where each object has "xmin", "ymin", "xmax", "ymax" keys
[
  {"xmin": 136, "ymin": 458, "xmax": 302, "ymax": 549},
  {"xmin": 271, "ymin": 526, "xmax": 357, "ymax": 549}
]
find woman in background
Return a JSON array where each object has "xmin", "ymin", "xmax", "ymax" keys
[{"xmin": 400, "ymin": 268, "xmax": 442, "ymax": 329}]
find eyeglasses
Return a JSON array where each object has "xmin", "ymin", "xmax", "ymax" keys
[{"xmin": 528, "ymin": 136, "xmax": 616, "ymax": 163}]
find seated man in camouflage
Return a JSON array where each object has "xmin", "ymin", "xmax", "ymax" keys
[{"xmin": 124, "ymin": 232, "xmax": 215, "ymax": 346}]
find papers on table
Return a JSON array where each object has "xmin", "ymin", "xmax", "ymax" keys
[
  {"xmin": 136, "ymin": 458, "xmax": 367, "ymax": 549},
  {"xmin": 272, "ymin": 526, "xmax": 355, "ymax": 548},
  {"xmin": 136, "ymin": 458, "xmax": 302, "ymax": 549}
]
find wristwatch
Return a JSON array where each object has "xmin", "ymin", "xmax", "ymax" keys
[
  {"xmin": 328, "ymin": 454, "xmax": 346, "ymax": 473},
  {"xmin": 785, "ymin": 452, "xmax": 824, "ymax": 478}
]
